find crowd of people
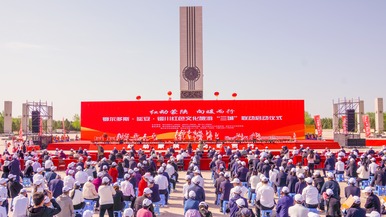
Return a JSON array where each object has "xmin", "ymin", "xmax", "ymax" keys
[{"xmin": 1, "ymin": 142, "xmax": 386, "ymax": 217}]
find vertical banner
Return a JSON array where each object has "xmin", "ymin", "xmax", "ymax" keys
[
  {"xmin": 18, "ymin": 121, "xmax": 23, "ymax": 140},
  {"xmin": 362, "ymin": 115, "xmax": 371, "ymax": 138},
  {"xmin": 314, "ymin": 115, "xmax": 323, "ymax": 137},
  {"xmin": 39, "ymin": 118, "xmax": 43, "ymax": 136},
  {"xmin": 62, "ymin": 118, "xmax": 66, "ymax": 137},
  {"xmin": 342, "ymin": 115, "xmax": 348, "ymax": 134}
]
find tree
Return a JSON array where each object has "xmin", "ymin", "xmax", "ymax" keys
[
  {"xmin": 304, "ymin": 111, "xmax": 314, "ymax": 125},
  {"xmin": 71, "ymin": 114, "xmax": 80, "ymax": 131},
  {"xmin": 321, "ymin": 118, "xmax": 333, "ymax": 129}
]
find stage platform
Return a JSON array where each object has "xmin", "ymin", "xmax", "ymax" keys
[
  {"xmin": 366, "ymin": 138, "xmax": 386, "ymax": 147},
  {"xmin": 46, "ymin": 139, "xmax": 341, "ymax": 152}
]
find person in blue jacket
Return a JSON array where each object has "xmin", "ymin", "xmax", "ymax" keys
[
  {"xmin": 276, "ymin": 186, "xmax": 293, "ymax": 217},
  {"xmin": 184, "ymin": 191, "xmax": 200, "ymax": 214}
]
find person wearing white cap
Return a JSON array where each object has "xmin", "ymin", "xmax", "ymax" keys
[
  {"xmin": 121, "ymin": 174, "xmax": 135, "ymax": 207},
  {"xmin": 44, "ymin": 156, "xmax": 54, "ymax": 171},
  {"xmin": 364, "ymin": 186, "xmax": 381, "ymax": 214},
  {"xmin": 183, "ymin": 175, "xmax": 193, "ymax": 203},
  {"xmin": 357, "ymin": 161, "xmax": 370, "ymax": 187},
  {"xmin": 82, "ymin": 210, "xmax": 94, "ymax": 217},
  {"xmin": 188, "ymin": 176, "xmax": 205, "ymax": 203},
  {"xmin": 33, "ymin": 167, "xmax": 44, "ymax": 184},
  {"xmin": 82, "ymin": 176, "xmax": 99, "ymax": 209},
  {"xmin": 184, "ymin": 191, "xmax": 200, "ymax": 214},
  {"xmin": 344, "ymin": 177, "xmax": 360, "ymax": 199},
  {"xmin": 276, "ymin": 167, "xmax": 288, "ymax": 197},
  {"xmin": 32, "ymin": 158, "xmax": 41, "ymax": 173},
  {"xmin": 193, "ymin": 169, "xmax": 205, "ymax": 188},
  {"xmin": 12, "ymin": 188, "xmax": 29, "ymax": 217},
  {"xmin": 123, "ymin": 208, "xmax": 134, "ymax": 217},
  {"xmin": 136, "ymin": 198, "xmax": 153, "ymax": 217},
  {"xmin": 346, "ymin": 195, "xmax": 366, "ymax": 216},
  {"xmin": 366, "ymin": 211, "xmax": 381, "ymax": 217},
  {"xmin": 324, "ymin": 188, "xmax": 341, "ymax": 217},
  {"xmin": 294, "ymin": 173, "xmax": 306, "ymax": 194},
  {"xmin": 134, "ymin": 188, "xmax": 155, "ymax": 216},
  {"xmin": 276, "ymin": 186, "xmax": 294, "ymax": 217},
  {"xmin": 255, "ymin": 176, "xmax": 274, "ymax": 216},
  {"xmin": 335, "ymin": 157, "xmax": 345, "ymax": 176},
  {"xmin": 288, "ymin": 194, "xmax": 309, "ymax": 217},
  {"xmin": 154, "ymin": 168, "xmax": 169, "ymax": 205},
  {"xmin": 56, "ymin": 186, "xmax": 75, "ymax": 217},
  {"xmin": 165, "ymin": 160, "xmax": 176, "ymax": 189},
  {"xmin": 27, "ymin": 190, "xmax": 62, "ymax": 216},
  {"xmin": 302, "ymin": 177, "xmax": 319, "ymax": 208},
  {"xmin": 75, "ymin": 166, "xmax": 89, "ymax": 187},
  {"xmin": 346, "ymin": 157, "xmax": 358, "ymax": 178},
  {"xmin": 320, "ymin": 172, "xmax": 340, "ymax": 210},
  {"xmin": 70, "ymin": 181, "xmax": 84, "ymax": 210},
  {"xmin": 230, "ymin": 178, "xmax": 248, "ymax": 199},
  {"xmin": 98, "ymin": 177, "xmax": 116, "ymax": 217},
  {"xmin": 228, "ymin": 187, "xmax": 248, "ymax": 217},
  {"xmin": 8, "ymin": 174, "xmax": 23, "ymax": 201},
  {"xmin": 64, "ymin": 170, "xmax": 76, "ymax": 190}
]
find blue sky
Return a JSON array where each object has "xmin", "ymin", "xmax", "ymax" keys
[{"xmin": 0, "ymin": 1, "xmax": 385, "ymax": 120}]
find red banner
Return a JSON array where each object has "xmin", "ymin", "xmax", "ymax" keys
[
  {"xmin": 342, "ymin": 115, "xmax": 348, "ymax": 134},
  {"xmin": 362, "ymin": 115, "xmax": 371, "ymax": 138},
  {"xmin": 81, "ymin": 100, "xmax": 305, "ymax": 141},
  {"xmin": 314, "ymin": 115, "xmax": 322, "ymax": 137}
]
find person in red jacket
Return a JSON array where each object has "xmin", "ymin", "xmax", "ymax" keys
[
  {"xmin": 138, "ymin": 172, "xmax": 152, "ymax": 197},
  {"xmin": 108, "ymin": 162, "xmax": 119, "ymax": 183}
]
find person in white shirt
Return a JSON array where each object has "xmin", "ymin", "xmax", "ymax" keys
[
  {"xmin": 369, "ymin": 158, "xmax": 378, "ymax": 176},
  {"xmin": 98, "ymin": 177, "xmax": 116, "ymax": 216},
  {"xmin": 70, "ymin": 181, "xmax": 84, "ymax": 210},
  {"xmin": 193, "ymin": 170, "xmax": 204, "ymax": 188},
  {"xmin": 335, "ymin": 157, "xmax": 345, "ymax": 175},
  {"xmin": 248, "ymin": 171, "xmax": 259, "ymax": 202},
  {"xmin": 154, "ymin": 168, "xmax": 169, "ymax": 204},
  {"xmin": 44, "ymin": 157, "xmax": 54, "ymax": 171},
  {"xmin": 32, "ymin": 158, "xmax": 41, "ymax": 173},
  {"xmin": 33, "ymin": 168, "xmax": 44, "ymax": 184},
  {"xmin": 288, "ymin": 194, "xmax": 309, "ymax": 217},
  {"xmin": 302, "ymin": 177, "xmax": 319, "ymax": 208},
  {"xmin": 75, "ymin": 166, "xmax": 89, "ymax": 187},
  {"xmin": 165, "ymin": 161, "xmax": 176, "ymax": 190},
  {"xmin": 255, "ymin": 176, "xmax": 275, "ymax": 215},
  {"xmin": 229, "ymin": 178, "xmax": 248, "ymax": 199},
  {"xmin": 0, "ymin": 197, "xmax": 7, "ymax": 217},
  {"xmin": 64, "ymin": 170, "xmax": 76, "ymax": 189},
  {"xmin": 182, "ymin": 175, "xmax": 193, "ymax": 203},
  {"xmin": 356, "ymin": 162, "xmax": 370, "ymax": 186},
  {"xmin": 12, "ymin": 188, "xmax": 29, "ymax": 217},
  {"xmin": 82, "ymin": 176, "xmax": 98, "ymax": 201},
  {"xmin": 121, "ymin": 174, "xmax": 135, "ymax": 202}
]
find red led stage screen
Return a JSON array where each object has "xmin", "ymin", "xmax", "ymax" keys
[{"xmin": 81, "ymin": 100, "xmax": 304, "ymax": 141}]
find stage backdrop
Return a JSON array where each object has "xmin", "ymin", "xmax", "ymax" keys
[{"xmin": 81, "ymin": 100, "xmax": 305, "ymax": 141}]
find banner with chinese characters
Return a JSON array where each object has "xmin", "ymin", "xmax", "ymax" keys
[
  {"xmin": 362, "ymin": 115, "xmax": 371, "ymax": 138},
  {"xmin": 314, "ymin": 115, "xmax": 322, "ymax": 137},
  {"xmin": 342, "ymin": 115, "xmax": 348, "ymax": 134},
  {"xmin": 81, "ymin": 100, "xmax": 305, "ymax": 141}
]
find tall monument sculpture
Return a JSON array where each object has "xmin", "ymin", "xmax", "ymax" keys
[{"xmin": 180, "ymin": 6, "xmax": 203, "ymax": 99}]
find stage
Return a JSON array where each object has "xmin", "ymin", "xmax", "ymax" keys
[{"xmin": 46, "ymin": 139, "xmax": 341, "ymax": 152}]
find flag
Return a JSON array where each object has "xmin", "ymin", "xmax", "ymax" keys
[
  {"xmin": 362, "ymin": 115, "xmax": 371, "ymax": 138},
  {"xmin": 19, "ymin": 121, "xmax": 23, "ymax": 140},
  {"xmin": 314, "ymin": 115, "xmax": 323, "ymax": 137},
  {"xmin": 342, "ymin": 116, "xmax": 348, "ymax": 134}
]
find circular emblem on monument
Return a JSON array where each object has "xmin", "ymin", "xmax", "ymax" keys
[{"xmin": 183, "ymin": 67, "xmax": 200, "ymax": 82}]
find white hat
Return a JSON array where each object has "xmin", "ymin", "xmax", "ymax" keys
[
  {"xmin": 235, "ymin": 198, "xmax": 245, "ymax": 207},
  {"xmin": 192, "ymin": 176, "xmax": 201, "ymax": 185},
  {"xmin": 326, "ymin": 189, "xmax": 334, "ymax": 196},
  {"xmin": 103, "ymin": 165, "xmax": 108, "ymax": 170},
  {"xmin": 124, "ymin": 174, "xmax": 130, "ymax": 179},
  {"xmin": 143, "ymin": 188, "xmax": 153, "ymax": 194},
  {"xmin": 185, "ymin": 175, "xmax": 192, "ymax": 180},
  {"xmin": 224, "ymin": 173, "xmax": 230, "ymax": 178},
  {"xmin": 327, "ymin": 172, "xmax": 334, "ymax": 178},
  {"xmin": 279, "ymin": 166, "xmax": 284, "ymax": 171},
  {"xmin": 123, "ymin": 208, "xmax": 134, "ymax": 217},
  {"xmin": 305, "ymin": 177, "xmax": 313, "ymax": 184},
  {"xmin": 34, "ymin": 179, "xmax": 42, "ymax": 185},
  {"xmin": 353, "ymin": 196, "xmax": 361, "ymax": 204},
  {"xmin": 313, "ymin": 171, "xmax": 320, "ymax": 176},
  {"xmin": 102, "ymin": 177, "xmax": 110, "ymax": 184},
  {"xmin": 290, "ymin": 168, "xmax": 296, "ymax": 173},
  {"xmin": 157, "ymin": 168, "xmax": 164, "ymax": 174},
  {"xmin": 76, "ymin": 166, "xmax": 82, "ymax": 170},
  {"xmin": 241, "ymin": 161, "xmax": 246, "ymax": 166},
  {"xmin": 97, "ymin": 172, "xmax": 104, "ymax": 177},
  {"xmin": 233, "ymin": 186, "xmax": 242, "ymax": 194},
  {"xmin": 188, "ymin": 191, "xmax": 196, "ymax": 198},
  {"xmin": 62, "ymin": 186, "xmax": 71, "ymax": 192},
  {"xmin": 74, "ymin": 181, "xmax": 81, "ymax": 186},
  {"xmin": 264, "ymin": 160, "xmax": 269, "ymax": 164},
  {"xmin": 348, "ymin": 178, "xmax": 356, "ymax": 184},
  {"xmin": 134, "ymin": 168, "xmax": 139, "ymax": 172},
  {"xmin": 261, "ymin": 176, "xmax": 269, "ymax": 182},
  {"xmin": 112, "ymin": 162, "xmax": 117, "ymax": 166},
  {"xmin": 144, "ymin": 172, "xmax": 152, "ymax": 179},
  {"xmin": 281, "ymin": 186, "xmax": 289, "ymax": 193},
  {"xmin": 304, "ymin": 166, "xmax": 309, "ymax": 170},
  {"xmin": 194, "ymin": 169, "xmax": 201, "ymax": 174},
  {"xmin": 113, "ymin": 182, "xmax": 119, "ymax": 187},
  {"xmin": 8, "ymin": 174, "xmax": 16, "ymax": 179},
  {"xmin": 20, "ymin": 188, "xmax": 27, "ymax": 194},
  {"xmin": 366, "ymin": 211, "xmax": 381, "ymax": 217},
  {"xmin": 231, "ymin": 178, "xmax": 240, "ymax": 184},
  {"xmin": 87, "ymin": 176, "xmax": 94, "ymax": 182},
  {"xmin": 142, "ymin": 198, "xmax": 152, "ymax": 206},
  {"xmin": 68, "ymin": 170, "xmax": 75, "ymax": 175},
  {"xmin": 364, "ymin": 186, "xmax": 372, "ymax": 193},
  {"xmin": 128, "ymin": 169, "xmax": 134, "ymax": 174},
  {"xmin": 288, "ymin": 159, "xmax": 293, "ymax": 163},
  {"xmin": 83, "ymin": 210, "xmax": 94, "ymax": 217},
  {"xmin": 297, "ymin": 174, "xmax": 304, "ymax": 179},
  {"xmin": 51, "ymin": 166, "xmax": 57, "ymax": 171},
  {"xmin": 294, "ymin": 194, "xmax": 303, "ymax": 202},
  {"xmin": 37, "ymin": 168, "xmax": 44, "ymax": 173}
]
